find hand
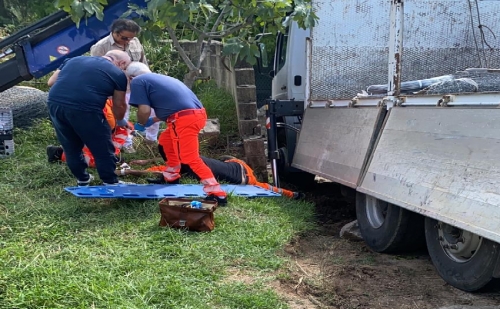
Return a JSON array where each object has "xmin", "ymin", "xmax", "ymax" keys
[
  {"xmin": 116, "ymin": 119, "xmax": 129, "ymax": 127},
  {"xmin": 144, "ymin": 117, "xmax": 156, "ymax": 128},
  {"xmin": 134, "ymin": 122, "xmax": 146, "ymax": 132}
]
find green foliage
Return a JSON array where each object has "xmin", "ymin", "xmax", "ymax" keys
[
  {"xmin": 57, "ymin": 0, "xmax": 318, "ymax": 79},
  {"xmin": 0, "ymin": 119, "xmax": 316, "ymax": 308},
  {"xmin": 55, "ymin": 0, "xmax": 108, "ymax": 25},
  {"xmin": 194, "ymin": 80, "xmax": 239, "ymax": 140},
  {"xmin": 19, "ymin": 75, "xmax": 51, "ymax": 92},
  {"xmin": 0, "ymin": 0, "xmax": 58, "ymax": 28},
  {"xmin": 142, "ymin": 40, "xmax": 188, "ymax": 81}
]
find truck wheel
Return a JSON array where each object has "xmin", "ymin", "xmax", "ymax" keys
[
  {"xmin": 276, "ymin": 147, "xmax": 316, "ymax": 188},
  {"xmin": 425, "ymin": 217, "xmax": 500, "ymax": 291},
  {"xmin": 356, "ymin": 192, "xmax": 425, "ymax": 253}
]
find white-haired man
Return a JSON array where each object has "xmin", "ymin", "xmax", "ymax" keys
[
  {"xmin": 46, "ymin": 50, "xmax": 131, "ymax": 186},
  {"xmin": 125, "ymin": 62, "xmax": 228, "ymax": 205}
]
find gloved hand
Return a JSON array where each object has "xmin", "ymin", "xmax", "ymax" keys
[
  {"xmin": 144, "ymin": 117, "xmax": 155, "ymax": 127},
  {"xmin": 116, "ymin": 119, "xmax": 129, "ymax": 127},
  {"xmin": 134, "ymin": 122, "xmax": 146, "ymax": 132}
]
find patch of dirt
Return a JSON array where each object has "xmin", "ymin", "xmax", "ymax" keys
[{"xmin": 273, "ymin": 182, "xmax": 500, "ymax": 309}]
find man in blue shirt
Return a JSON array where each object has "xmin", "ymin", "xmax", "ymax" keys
[
  {"xmin": 46, "ymin": 50, "xmax": 131, "ymax": 186},
  {"xmin": 125, "ymin": 62, "xmax": 227, "ymax": 205}
]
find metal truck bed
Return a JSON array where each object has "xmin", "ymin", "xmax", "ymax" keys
[{"xmin": 293, "ymin": 0, "xmax": 500, "ymax": 243}]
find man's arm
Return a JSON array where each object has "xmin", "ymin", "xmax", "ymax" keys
[
  {"xmin": 112, "ymin": 90, "xmax": 127, "ymax": 120},
  {"xmin": 47, "ymin": 69, "xmax": 61, "ymax": 86},
  {"xmin": 137, "ymin": 104, "xmax": 152, "ymax": 125}
]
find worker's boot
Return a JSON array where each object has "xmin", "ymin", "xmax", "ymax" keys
[
  {"xmin": 201, "ymin": 178, "xmax": 228, "ymax": 206},
  {"xmin": 47, "ymin": 145, "xmax": 63, "ymax": 163},
  {"xmin": 161, "ymin": 166, "xmax": 181, "ymax": 184}
]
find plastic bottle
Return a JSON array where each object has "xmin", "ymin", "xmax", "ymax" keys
[{"xmin": 191, "ymin": 201, "xmax": 202, "ymax": 209}]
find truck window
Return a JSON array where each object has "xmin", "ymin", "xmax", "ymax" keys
[{"xmin": 274, "ymin": 29, "xmax": 289, "ymax": 73}]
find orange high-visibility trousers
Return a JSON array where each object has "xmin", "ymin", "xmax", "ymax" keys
[{"xmin": 159, "ymin": 109, "xmax": 226, "ymax": 197}]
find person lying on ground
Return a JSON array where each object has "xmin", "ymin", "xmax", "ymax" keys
[{"xmin": 115, "ymin": 153, "xmax": 305, "ymax": 200}]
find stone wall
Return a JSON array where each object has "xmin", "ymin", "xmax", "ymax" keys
[{"xmin": 179, "ymin": 40, "xmax": 238, "ymax": 103}]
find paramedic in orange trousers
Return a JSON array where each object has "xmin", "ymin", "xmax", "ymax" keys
[{"xmin": 125, "ymin": 62, "xmax": 228, "ymax": 205}]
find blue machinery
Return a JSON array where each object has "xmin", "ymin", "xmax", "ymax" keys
[{"xmin": 0, "ymin": 0, "xmax": 147, "ymax": 92}]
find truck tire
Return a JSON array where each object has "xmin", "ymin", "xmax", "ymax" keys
[
  {"xmin": 0, "ymin": 86, "xmax": 48, "ymax": 129},
  {"xmin": 356, "ymin": 192, "xmax": 425, "ymax": 253},
  {"xmin": 424, "ymin": 217, "xmax": 500, "ymax": 292}
]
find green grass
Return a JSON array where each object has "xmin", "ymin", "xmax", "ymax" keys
[
  {"xmin": 0, "ymin": 120, "xmax": 316, "ymax": 308},
  {"xmin": 194, "ymin": 81, "xmax": 239, "ymax": 139}
]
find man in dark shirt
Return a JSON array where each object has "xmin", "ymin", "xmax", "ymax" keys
[
  {"xmin": 46, "ymin": 50, "xmax": 131, "ymax": 186},
  {"xmin": 125, "ymin": 62, "xmax": 228, "ymax": 205}
]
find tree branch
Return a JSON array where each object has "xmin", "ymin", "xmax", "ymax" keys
[
  {"xmin": 197, "ymin": 38, "xmax": 211, "ymax": 68},
  {"xmin": 205, "ymin": 18, "xmax": 254, "ymax": 39},
  {"xmin": 184, "ymin": 22, "xmax": 204, "ymax": 36},
  {"xmin": 165, "ymin": 26, "xmax": 197, "ymax": 72},
  {"xmin": 211, "ymin": 4, "xmax": 231, "ymax": 33}
]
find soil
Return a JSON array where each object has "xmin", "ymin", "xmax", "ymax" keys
[{"xmin": 273, "ymin": 181, "xmax": 500, "ymax": 309}]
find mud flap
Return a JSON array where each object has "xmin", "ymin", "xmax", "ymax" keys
[
  {"xmin": 292, "ymin": 107, "xmax": 385, "ymax": 188},
  {"xmin": 358, "ymin": 107, "xmax": 500, "ymax": 244}
]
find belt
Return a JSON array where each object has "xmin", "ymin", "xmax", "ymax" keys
[{"xmin": 167, "ymin": 108, "xmax": 205, "ymax": 123}]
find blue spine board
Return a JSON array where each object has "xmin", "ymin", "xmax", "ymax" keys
[{"xmin": 23, "ymin": 0, "xmax": 147, "ymax": 78}]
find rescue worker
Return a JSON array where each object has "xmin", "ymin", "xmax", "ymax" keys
[
  {"xmin": 125, "ymin": 61, "xmax": 228, "ymax": 205},
  {"xmin": 90, "ymin": 18, "xmax": 159, "ymax": 152},
  {"xmin": 46, "ymin": 50, "xmax": 131, "ymax": 186}
]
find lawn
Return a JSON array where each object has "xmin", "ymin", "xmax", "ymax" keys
[{"xmin": 0, "ymin": 84, "xmax": 316, "ymax": 309}]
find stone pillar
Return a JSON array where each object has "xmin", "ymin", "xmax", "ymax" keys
[{"xmin": 234, "ymin": 66, "xmax": 268, "ymax": 182}]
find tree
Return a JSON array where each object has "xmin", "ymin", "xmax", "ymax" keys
[
  {"xmin": 1, "ymin": 0, "xmax": 57, "ymax": 27},
  {"xmin": 55, "ymin": 0, "xmax": 317, "ymax": 88}
]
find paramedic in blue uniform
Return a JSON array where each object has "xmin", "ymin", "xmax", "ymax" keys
[{"xmin": 46, "ymin": 50, "xmax": 131, "ymax": 186}]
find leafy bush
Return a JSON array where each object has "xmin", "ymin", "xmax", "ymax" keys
[{"xmin": 142, "ymin": 40, "xmax": 188, "ymax": 81}]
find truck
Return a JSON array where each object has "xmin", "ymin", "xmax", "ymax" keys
[{"xmin": 264, "ymin": 0, "xmax": 500, "ymax": 292}]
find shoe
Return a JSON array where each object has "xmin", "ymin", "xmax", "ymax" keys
[
  {"xmin": 77, "ymin": 174, "xmax": 95, "ymax": 186},
  {"xmin": 103, "ymin": 180, "xmax": 135, "ymax": 186},
  {"xmin": 122, "ymin": 145, "xmax": 136, "ymax": 154},
  {"xmin": 47, "ymin": 145, "xmax": 63, "ymax": 163},
  {"xmin": 293, "ymin": 192, "xmax": 306, "ymax": 200},
  {"xmin": 205, "ymin": 194, "xmax": 228, "ymax": 206}
]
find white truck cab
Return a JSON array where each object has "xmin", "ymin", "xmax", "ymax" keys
[{"xmin": 271, "ymin": 21, "xmax": 309, "ymax": 103}]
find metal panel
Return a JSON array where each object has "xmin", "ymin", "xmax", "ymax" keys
[
  {"xmin": 292, "ymin": 107, "xmax": 384, "ymax": 188},
  {"xmin": 310, "ymin": 0, "xmax": 500, "ymax": 100},
  {"xmin": 359, "ymin": 108, "xmax": 500, "ymax": 243}
]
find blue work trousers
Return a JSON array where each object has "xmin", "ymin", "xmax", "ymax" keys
[{"xmin": 48, "ymin": 102, "xmax": 118, "ymax": 184}]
